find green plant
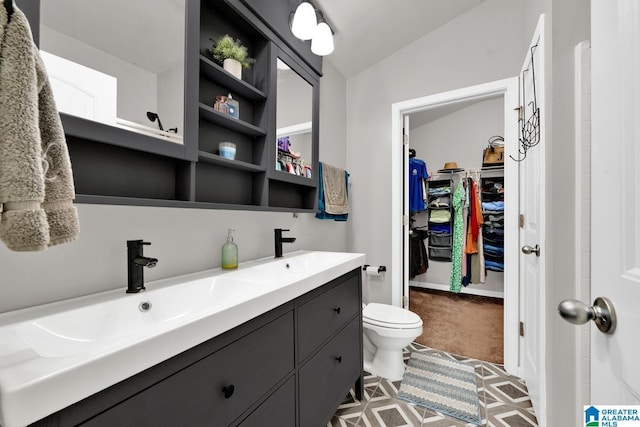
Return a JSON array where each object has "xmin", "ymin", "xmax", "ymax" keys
[{"xmin": 210, "ymin": 35, "xmax": 255, "ymax": 69}]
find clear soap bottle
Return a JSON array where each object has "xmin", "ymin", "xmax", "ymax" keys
[{"xmin": 221, "ymin": 229, "xmax": 238, "ymax": 269}]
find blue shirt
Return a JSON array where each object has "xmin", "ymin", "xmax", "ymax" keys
[{"xmin": 409, "ymin": 158, "xmax": 429, "ymax": 212}]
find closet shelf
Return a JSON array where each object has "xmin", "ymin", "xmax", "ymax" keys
[
  {"xmin": 199, "ymin": 55, "xmax": 267, "ymax": 102},
  {"xmin": 198, "ymin": 103, "xmax": 266, "ymax": 136},
  {"xmin": 197, "ymin": 151, "xmax": 266, "ymax": 173}
]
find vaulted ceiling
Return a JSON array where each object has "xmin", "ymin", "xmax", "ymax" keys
[{"xmin": 315, "ymin": 0, "xmax": 485, "ymax": 78}]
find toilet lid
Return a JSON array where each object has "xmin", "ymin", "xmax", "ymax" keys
[{"xmin": 363, "ymin": 303, "xmax": 423, "ymax": 328}]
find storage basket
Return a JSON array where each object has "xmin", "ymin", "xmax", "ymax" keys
[
  {"xmin": 428, "ymin": 246, "xmax": 452, "ymax": 262},
  {"xmin": 429, "ymin": 233, "xmax": 452, "ymax": 247}
]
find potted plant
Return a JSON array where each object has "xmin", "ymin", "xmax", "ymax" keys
[{"xmin": 210, "ymin": 35, "xmax": 255, "ymax": 79}]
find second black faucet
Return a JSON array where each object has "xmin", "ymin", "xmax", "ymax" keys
[{"xmin": 274, "ymin": 229, "xmax": 296, "ymax": 258}]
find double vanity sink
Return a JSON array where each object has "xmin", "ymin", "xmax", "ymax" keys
[{"xmin": 0, "ymin": 250, "xmax": 365, "ymax": 427}]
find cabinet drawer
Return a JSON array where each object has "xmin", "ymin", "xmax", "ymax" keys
[
  {"xmin": 82, "ymin": 312, "xmax": 294, "ymax": 427},
  {"xmin": 299, "ymin": 318, "xmax": 361, "ymax": 427},
  {"xmin": 238, "ymin": 377, "xmax": 295, "ymax": 427},
  {"xmin": 298, "ymin": 273, "xmax": 360, "ymax": 360}
]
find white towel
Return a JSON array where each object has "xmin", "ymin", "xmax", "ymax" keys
[
  {"xmin": 322, "ymin": 162, "xmax": 349, "ymax": 215},
  {"xmin": 0, "ymin": 6, "xmax": 79, "ymax": 251}
]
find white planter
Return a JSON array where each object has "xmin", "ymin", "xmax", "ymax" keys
[{"xmin": 223, "ymin": 58, "xmax": 242, "ymax": 80}]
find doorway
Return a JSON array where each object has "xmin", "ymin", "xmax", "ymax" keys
[{"xmin": 391, "ymin": 78, "xmax": 520, "ymax": 375}]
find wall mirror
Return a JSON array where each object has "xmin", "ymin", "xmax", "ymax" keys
[
  {"xmin": 39, "ymin": 0, "xmax": 185, "ymax": 145},
  {"xmin": 276, "ymin": 57, "xmax": 313, "ymax": 179}
]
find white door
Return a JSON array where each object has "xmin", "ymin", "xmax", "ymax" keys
[
  {"xmin": 590, "ymin": 0, "xmax": 640, "ymax": 403},
  {"xmin": 518, "ymin": 15, "xmax": 547, "ymax": 424}
]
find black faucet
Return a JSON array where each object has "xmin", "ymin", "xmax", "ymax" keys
[
  {"xmin": 274, "ymin": 228, "xmax": 296, "ymax": 258},
  {"xmin": 127, "ymin": 240, "xmax": 158, "ymax": 293}
]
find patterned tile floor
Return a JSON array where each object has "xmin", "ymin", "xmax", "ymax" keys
[{"xmin": 328, "ymin": 343, "xmax": 538, "ymax": 427}]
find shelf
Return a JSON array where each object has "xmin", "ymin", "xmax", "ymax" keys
[
  {"xmin": 199, "ymin": 55, "xmax": 267, "ymax": 102},
  {"xmin": 198, "ymin": 151, "xmax": 266, "ymax": 173},
  {"xmin": 199, "ymin": 103, "xmax": 266, "ymax": 136},
  {"xmin": 270, "ymin": 170, "xmax": 317, "ymax": 188},
  {"xmin": 76, "ymin": 194, "xmax": 318, "ymax": 213}
]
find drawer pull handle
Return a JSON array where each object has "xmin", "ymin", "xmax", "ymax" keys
[
  {"xmin": 335, "ymin": 356, "xmax": 342, "ymax": 363},
  {"xmin": 222, "ymin": 385, "xmax": 235, "ymax": 399},
  {"xmin": 334, "ymin": 307, "xmax": 341, "ymax": 314}
]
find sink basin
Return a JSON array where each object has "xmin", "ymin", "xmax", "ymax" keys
[
  {"xmin": 13, "ymin": 276, "xmax": 256, "ymax": 358},
  {"xmin": 0, "ymin": 250, "xmax": 365, "ymax": 427}
]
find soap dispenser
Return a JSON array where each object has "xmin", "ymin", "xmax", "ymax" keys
[{"xmin": 221, "ymin": 229, "xmax": 238, "ymax": 269}]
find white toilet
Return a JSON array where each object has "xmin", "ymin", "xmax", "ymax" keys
[{"xmin": 362, "ymin": 303, "xmax": 423, "ymax": 381}]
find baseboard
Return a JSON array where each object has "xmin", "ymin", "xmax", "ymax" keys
[{"xmin": 409, "ymin": 280, "xmax": 504, "ymax": 299}]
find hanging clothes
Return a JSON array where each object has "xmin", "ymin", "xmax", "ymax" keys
[
  {"xmin": 409, "ymin": 157, "xmax": 429, "ymax": 212},
  {"xmin": 0, "ymin": 5, "xmax": 79, "ymax": 251},
  {"xmin": 409, "ymin": 228, "xmax": 429, "ymax": 278},
  {"xmin": 449, "ymin": 182, "xmax": 466, "ymax": 293}
]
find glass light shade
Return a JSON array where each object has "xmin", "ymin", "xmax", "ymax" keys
[
  {"xmin": 291, "ymin": 2, "xmax": 317, "ymax": 41},
  {"xmin": 311, "ymin": 21, "xmax": 334, "ymax": 56}
]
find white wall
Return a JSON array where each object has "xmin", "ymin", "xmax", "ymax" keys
[
  {"xmin": 157, "ymin": 62, "xmax": 184, "ymax": 135},
  {"xmin": 409, "ymin": 97, "xmax": 505, "ymax": 295},
  {"xmin": 346, "ymin": 0, "xmax": 526, "ymax": 305},
  {"xmin": 0, "ymin": 59, "xmax": 348, "ymax": 314},
  {"xmin": 410, "ymin": 97, "xmax": 504, "ymax": 172}
]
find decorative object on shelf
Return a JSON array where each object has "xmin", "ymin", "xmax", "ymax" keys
[
  {"xmin": 219, "ymin": 142, "xmax": 236, "ymax": 160},
  {"xmin": 227, "ymin": 94, "xmax": 239, "ymax": 119},
  {"xmin": 213, "ymin": 95, "xmax": 230, "ymax": 115},
  {"xmin": 482, "ymin": 135, "xmax": 505, "ymax": 167},
  {"xmin": 209, "ymin": 35, "xmax": 255, "ymax": 79},
  {"xmin": 289, "ymin": 2, "xmax": 334, "ymax": 56}
]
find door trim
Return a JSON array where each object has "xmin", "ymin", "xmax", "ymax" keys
[
  {"xmin": 390, "ymin": 77, "xmax": 520, "ymax": 375},
  {"xmin": 573, "ymin": 39, "xmax": 591, "ymax": 412}
]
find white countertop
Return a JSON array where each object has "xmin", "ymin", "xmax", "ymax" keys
[{"xmin": 0, "ymin": 250, "xmax": 365, "ymax": 427}]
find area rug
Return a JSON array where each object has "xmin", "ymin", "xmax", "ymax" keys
[{"xmin": 397, "ymin": 352, "xmax": 482, "ymax": 425}]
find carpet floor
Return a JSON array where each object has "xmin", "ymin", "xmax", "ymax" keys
[{"xmin": 409, "ymin": 287, "xmax": 504, "ymax": 364}]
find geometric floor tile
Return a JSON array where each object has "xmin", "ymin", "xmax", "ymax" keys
[{"xmin": 331, "ymin": 342, "xmax": 538, "ymax": 427}]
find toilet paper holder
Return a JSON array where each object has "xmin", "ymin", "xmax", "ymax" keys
[{"xmin": 362, "ymin": 265, "xmax": 386, "ymax": 273}]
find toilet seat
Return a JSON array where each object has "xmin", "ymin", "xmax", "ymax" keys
[{"xmin": 363, "ymin": 303, "xmax": 423, "ymax": 329}]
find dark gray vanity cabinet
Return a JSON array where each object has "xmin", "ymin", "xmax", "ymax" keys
[{"xmin": 31, "ymin": 268, "xmax": 363, "ymax": 427}]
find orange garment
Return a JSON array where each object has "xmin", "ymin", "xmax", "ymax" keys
[{"xmin": 465, "ymin": 180, "xmax": 483, "ymax": 253}]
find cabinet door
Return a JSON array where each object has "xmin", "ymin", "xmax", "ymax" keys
[
  {"xmin": 299, "ymin": 318, "xmax": 361, "ymax": 427},
  {"xmin": 81, "ymin": 312, "xmax": 294, "ymax": 427},
  {"xmin": 238, "ymin": 377, "xmax": 295, "ymax": 427},
  {"xmin": 297, "ymin": 273, "xmax": 360, "ymax": 361}
]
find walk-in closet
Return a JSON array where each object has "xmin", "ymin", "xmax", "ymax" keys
[{"xmin": 406, "ymin": 95, "xmax": 507, "ymax": 364}]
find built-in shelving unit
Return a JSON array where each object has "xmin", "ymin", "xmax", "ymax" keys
[{"xmin": 21, "ymin": 0, "xmax": 321, "ymax": 212}]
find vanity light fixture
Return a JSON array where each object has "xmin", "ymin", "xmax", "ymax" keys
[
  {"xmin": 290, "ymin": 1, "xmax": 334, "ymax": 56},
  {"xmin": 291, "ymin": 1, "xmax": 317, "ymax": 41},
  {"xmin": 311, "ymin": 11, "xmax": 334, "ymax": 56}
]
